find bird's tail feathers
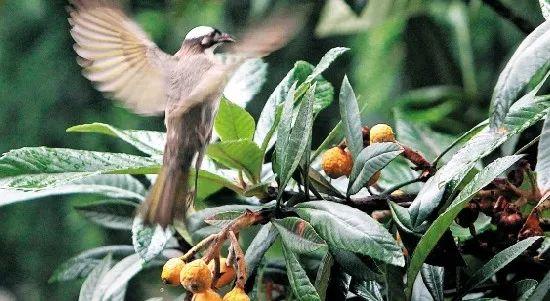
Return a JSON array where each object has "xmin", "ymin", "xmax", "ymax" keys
[{"xmin": 139, "ymin": 157, "xmax": 193, "ymax": 228}]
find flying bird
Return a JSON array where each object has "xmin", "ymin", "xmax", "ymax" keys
[{"xmin": 68, "ymin": 0, "xmax": 301, "ymax": 227}]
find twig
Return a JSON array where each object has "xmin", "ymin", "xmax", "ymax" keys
[
  {"xmin": 211, "ymin": 254, "xmax": 221, "ymax": 288},
  {"xmin": 180, "ymin": 234, "xmax": 217, "ymax": 262},
  {"xmin": 481, "ymin": 0, "xmax": 535, "ymax": 34},
  {"xmin": 203, "ymin": 209, "xmax": 270, "ymax": 263},
  {"xmin": 229, "ymin": 230, "xmax": 247, "ymax": 288}
]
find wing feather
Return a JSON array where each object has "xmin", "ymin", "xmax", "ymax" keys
[{"xmin": 69, "ymin": 0, "xmax": 170, "ymax": 115}]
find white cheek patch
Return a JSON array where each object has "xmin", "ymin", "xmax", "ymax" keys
[{"xmin": 185, "ymin": 26, "xmax": 215, "ymax": 40}]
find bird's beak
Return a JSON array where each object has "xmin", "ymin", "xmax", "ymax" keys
[{"xmin": 217, "ymin": 32, "xmax": 235, "ymax": 43}]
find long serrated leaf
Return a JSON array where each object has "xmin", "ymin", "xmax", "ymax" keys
[
  {"xmin": 348, "ymin": 143, "xmax": 403, "ymax": 196},
  {"xmin": 314, "ymin": 253, "xmax": 333, "ymax": 301},
  {"xmin": 49, "ymin": 246, "xmax": 134, "ymax": 283},
  {"xmin": 384, "ymin": 264, "xmax": 406, "ymax": 301},
  {"xmin": 349, "ymin": 279, "xmax": 384, "ymax": 301},
  {"xmin": 224, "ymin": 58, "xmax": 267, "ymax": 107},
  {"xmin": 339, "ymin": 75, "xmax": 363, "ymax": 160},
  {"xmin": 306, "ymin": 47, "xmax": 349, "ymax": 82},
  {"xmin": 75, "ymin": 199, "xmax": 137, "ymax": 230},
  {"xmin": 278, "ymin": 84, "xmax": 316, "ymax": 190},
  {"xmin": 330, "ymin": 248, "xmax": 382, "ymax": 282},
  {"xmin": 282, "ymin": 243, "xmax": 321, "ymax": 301},
  {"xmin": 410, "ymin": 94, "xmax": 550, "ymax": 228},
  {"xmin": 206, "ymin": 139, "xmax": 263, "ymax": 182},
  {"xmin": 527, "ymin": 270, "xmax": 550, "ymax": 301},
  {"xmin": 132, "ymin": 217, "xmax": 173, "ymax": 263},
  {"xmin": 214, "ymin": 97, "xmax": 256, "ymax": 141},
  {"xmin": 536, "ymin": 112, "xmax": 550, "ymax": 194},
  {"xmin": 406, "ymin": 155, "xmax": 524, "ymax": 298},
  {"xmin": 388, "ymin": 201, "xmax": 414, "ymax": 234},
  {"xmin": 255, "ymin": 61, "xmax": 334, "ymax": 152},
  {"xmin": 0, "ymin": 147, "xmax": 160, "ymax": 190},
  {"xmin": 91, "ymin": 254, "xmax": 145, "ymax": 301},
  {"xmin": 463, "ymin": 237, "xmax": 541, "ymax": 293},
  {"xmin": 515, "ymin": 279, "xmax": 538, "ymax": 301},
  {"xmin": 272, "ymin": 217, "xmax": 327, "ymax": 254},
  {"xmin": 245, "ymin": 223, "xmax": 278, "ymax": 278},
  {"xmin": 396, "ymin": 118, "xmax": 456, "ymax": 162},
  {"xmin": 489, "ymin": 20, "xmax": 550, "ymax": 128},
  {"xmin": 67, "ymin": 123, "xmax": 165, "ymax": 157},
  {"xmin": 420, "ymin": 264, "xmax": 444, "ymax": 301},
  {"xmin": 296, "ymin": 201, "xmax": 404, "ymax": 267},
  {"xmin": 275, "ymin": 83, "xmax": 298, "ymax": 174},
  {"xmin": 79, "ymin": 254, "xmax": 113, "ymax": 301}
]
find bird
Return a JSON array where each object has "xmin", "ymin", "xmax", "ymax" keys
[{"xmin": 67, "ymin": 0, "xmax": 301, "ymax": 227}]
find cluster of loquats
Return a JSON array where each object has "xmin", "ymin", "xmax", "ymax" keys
[
  {"xmin": 321, "ymin": 123, "xmax": 396, "ymax": 184},
  {"xmin": 161, "ymin": 256, "xmax": 246, "ymax": 301}
]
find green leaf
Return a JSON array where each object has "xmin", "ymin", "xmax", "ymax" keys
[
  {"xmin": 245, "ymin": 223, "xmax": 278, "ymax": 278},
  {"xmin": 79, "ymin": 254, "xmax": 113, "ymax": 301},
  {"xmin": 489, "ymin": 20, "xmax": 550, "ymax": 128},
  {"xmin": 274, "ymin": 83, "xmax": 297, "ymax": 175},
  {"xmin": 395, "ymin": 118, "xmax": 456, "ymax": 162},
  {"xmin": 75, "ymin": 199, "xmax": 137, "ymax": 230},
  {"xmin": 541, "ymin": 0, "xmax": 550, "ymax": 20},
  {"xmin": 331, "ymin": 248, "xmax": 382, "ymax": 282},
  {"xmin": 203, "ymin": 210, "xmax": 244, "ymax": 229},
  {"xmin": 224, "ymin": 58, "xmax": 267, "ymax": 106},
  {"xmin": 277, "ymin": 84, "xmax": 316, "ymax": 190},
  {"xmin": 306, "ymin": 47, "xmax": 349, "ymax": 82},
  {"xmin": 349, "ymin": 279, "xmax": 384, "ymax": 301},
  {"xmin": 0, "ymin": 174, "xmax": 145, "ymax": 207},
  {"xmin": 409, "ymin": 93, "xmax": 550, "ymax": 228},
  {"xmin": 383, "ymin": 264, "xmax": 406, "ymax": 301},
  {"xmin": 206, "ymin": 140, "xmax": 263, "ymax": 182},
  {"xmin": 272, "ymin": 217, "xmax": 327, "ymax": 254},
  {"xmin": 0, "ymin": 147, "xmax": 160, "ymax": 189},
  {"xmin": 255, "ymin": 60, "xmax": 334, "ymax": 152},
  {"xmin": 536, "ymin": 112, "xmax": 550, "ymax": 194},
  {"xmin": 282, "ymin": 243, "xmax": 322, "ymax": 301},
  {"xmin": 67, "ymin": 123, "xmax": 165, "ymax": 157},
  {"xmin": 314, "ymin": 253, "xmax": 333, "ymax": 301},
  {"xmin": 464, "ymin": 237, "xmax": 542, "ymax": 293},
  {"xmin": 308, "ymin": 167, "xmax": 345, "ymax": 198},
  {"xmin": 515, "ymin": 279, "xmax": 538, "ymax": 301},
  {"xmin": 348, "ymin": 143, "xmax": 403, "ymax": 196},
  {"xmin": 406, "ymin": 155, "xmax": 525, "ymax": 298},
  {"xmin": 132, "ymin": 217, "xmax": 173, "ymax": 262},
  {"xmin": 420, "ymin": 264, "xmax": 444, "ymax": 301},
  {"xmin": 49, "ymin": 245, "xmax": 134, "ymax": 283},
  {"xmin": 527, "ymin": 270, "xmax": 550, "ymax": 301},
  {"xmin": 194, "ymin": 168, "xmax": 244, "ymax": 200},
  {"xmin": 388, "ymin": 201, "xmax": 414, "ymax": 233},
  {"xmin": 214, "ymin": 97, "xmax": 256, "ymax": 141},
  {"xmin": 92, "ymin": 254, "xmax": 149, "ymax": 301},
  {"xmin": 296, "ymin": 201, "xmax": 404, "ymax": 266},
  {"xmin": 339, "ymin": 75, "xmax": 363, "ymax": 160}
]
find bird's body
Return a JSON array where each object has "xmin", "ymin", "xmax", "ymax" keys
[{"xmin": 68, "ymin": 0, "xmax": 300, "ymax": 227}]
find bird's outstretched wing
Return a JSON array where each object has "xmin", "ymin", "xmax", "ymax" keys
[
  {"xmin": 223, "ymin": 8, "xmax": 304, "ymax": 59},
  {"xmin": 68, "ymin": 0, "xmax": 170, "ymax": 115}
]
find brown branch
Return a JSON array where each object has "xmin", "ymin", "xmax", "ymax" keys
[
  {"xmin": 203, "ymin": 209, "xmax": 270, "ymax": 263},
  {"xmin": 180, "ymin": 234, "xmax": 217, "ymax": 262},
  {"xmin": 229, "ymin": 230, "xmax": 247, "ymax": 289}
]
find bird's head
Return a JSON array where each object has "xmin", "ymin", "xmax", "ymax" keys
[{"xmin": 183, "ymin": 26, "xmax": 235, "ymax": 53}]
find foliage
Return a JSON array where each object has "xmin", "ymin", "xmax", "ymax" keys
[{"xmin": 2, "ymin": 0, "xmax": 550, "ymax": 300}]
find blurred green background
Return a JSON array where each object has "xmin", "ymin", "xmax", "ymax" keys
[{"xmin": 0, "ymin": 0, "xmax": 545, "ymax": 299}]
